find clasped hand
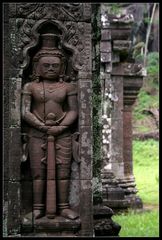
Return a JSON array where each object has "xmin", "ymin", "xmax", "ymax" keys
[{"xmin": 39, "ymin": 125, "xmax": 67, "ymax": 136}]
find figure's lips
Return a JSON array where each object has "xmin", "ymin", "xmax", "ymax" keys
[{"xmin": 47, "ymin": 72, "xmax": 56, "ymax": 75}]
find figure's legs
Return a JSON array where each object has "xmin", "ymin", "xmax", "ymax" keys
[
  {"xmin": 29, "ymin": 137, "xmax": 46, "ymax": 219},
  {"xmin": 56, "ymin": 137, "xmax": 79, "ymax": 220}
]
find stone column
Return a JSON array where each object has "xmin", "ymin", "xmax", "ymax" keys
[
  {"xmin": 123, "ymin": 105, "xmax": 133, "ymax": 176},
  {"xmin": 119, "ymin": 74, "xmax": 144, "ymax": 207},
  {"xmin": 100, "ymin": 3, "xmax": 145, "ymax": 210},
  {"xmin": 3, "ymin": 3, "xmax": 22, "ymax": 237},
  {"xmin": 3, "ymin": 3, "xmax": 94, "ymax": 237},
  {"xmin": 100, "ymin": 4, "xmax": 133, "ymax": 210}
]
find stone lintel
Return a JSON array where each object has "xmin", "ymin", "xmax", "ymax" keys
[
  {"xmin": 113, "ymin": 40, "xmax": 132, "ymax": 52},
  {"xmin": 112, "ymin": 63, "xmax": 145, "ymax": 77}
]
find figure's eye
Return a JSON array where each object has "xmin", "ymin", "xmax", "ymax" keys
[
  {"xmin": 43, "ymin": 63, "xmax": 50, "ymax": 68},
  {"xmin": 52, "ymin": 64, "xmax": 60, "ymax": 68}
]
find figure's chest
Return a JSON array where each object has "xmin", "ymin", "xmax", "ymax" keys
[{"xmin": 32, "ymin": 84, "xmax": 67, "ymax": 103}]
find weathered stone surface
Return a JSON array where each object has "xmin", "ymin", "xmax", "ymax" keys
[
  {"xmin": 13, "ymin": 3, "xmax": 91, "ymax": 22},
  {"xmin": 8, "ymin": 3, "xmax": 16, "ymax": 17},
  {"xmin": 9, "ymin": 78, "xmax": 22, "ymax": 127},
  {"xmin": 78, "ymin": 80, "xmax": 92, "ymax": 126},
  {"xmin": 124, "ymin": 161, "xmax": 133, "ymax": 175},
  {"xmin": 21, "ymin": 215, "xmax": 81, "ymax": 235},
  {"xmin": 113, "ymin": 40, "xmax": 131, "ymax": 52},
  {"xmin": 101, "ymin": 29, "xmax": 111, "ymax": 40},
  {"xmin": 7, "ymin": 181, "xmax": 21, "ymax": 235},
  {"xmin": 80, "ymin": 180, "xmax": 93, "ymax": 236},
  {"xmin": 69, "ymin": 180, "xmax": 80, "ymax": 209},
  {"xmin": 112, "ymin": 63, "xmax": 145, "ymax": 77},
  {"xmin": 80, "ymin": 126, "xmax": 92, "ymax": 180},
  {"xmin": 100, "ymin": 41, "xmax": 111, "ymax": 53},
  {"xmin": 94, "ymin": 205, "xmax": 121, "ymax": 236},
  {"xmin": 111, "ymin": 76, "xmax": 123, "ymax": 119},
  {"xmin": 112, "ymin": 52, "xmax": 120, "ymax": 63},
  {"xmin": 3, "ymin": 128, "xmax": 9, "ymax": 181},
  {"xmin": 101, "ymin": 52, "xmax": 111, "ymax": 63},
  {"xmin": 21, "ymin": 180, "xmax": 33, "ymax": 217},
  {"xmin": 123, "ymin": 76, "xmax": 143, "ymax": 105},
  {"xmin": 8, "ymin": 128, "xmax": 21, "ymax": 181}
]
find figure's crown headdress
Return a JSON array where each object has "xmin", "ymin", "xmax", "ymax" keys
[{"xmin": 33, "ymin": 33, "xmax": 64, "ymax": 62}]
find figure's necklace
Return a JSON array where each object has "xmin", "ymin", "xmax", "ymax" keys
[{"xmin": 43, "ymin": 81, "xmax": 66, "ymax": 93}]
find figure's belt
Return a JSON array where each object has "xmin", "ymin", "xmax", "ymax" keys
[{"xmin": 33, "ymin": 111, "xmax": 67, "ymax": 125}]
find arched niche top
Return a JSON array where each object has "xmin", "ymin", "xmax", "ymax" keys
[{"xmin": 21, "ymin": 19, "xmax": 80, "ymax": 81}]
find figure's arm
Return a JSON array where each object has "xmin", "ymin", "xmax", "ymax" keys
[
  {"xmin": 21, "ymin": 83, "xmax": 49, "ymax": 132},
  {"xmin": 47, "ymin": 84, "xmax": 78, "ymax": 136},
  {"xmin": 60, "ymin": 93, "xmax": 78, "ymax": 127}
]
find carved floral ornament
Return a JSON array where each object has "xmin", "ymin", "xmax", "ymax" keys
[{"xmin": 16, "ymin": 3, "xmax": 83, "ymax": 20}]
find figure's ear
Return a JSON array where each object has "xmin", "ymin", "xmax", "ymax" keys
[
  {"xmin": 32, "ymin": 61, "xmax": 40, "ymax": 82},
  {"xmin": 34, "ymin": 62, "xmax": 41, "ymax": 76},
  {"xmin": 60, "ymin": 57, "xmax": 67, "ymax": 75}
]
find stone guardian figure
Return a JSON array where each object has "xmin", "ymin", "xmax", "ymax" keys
[{"xmin": 21, "ymin": 33, "xmax": 78, "ymax": 220}]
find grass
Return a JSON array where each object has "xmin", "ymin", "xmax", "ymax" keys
[
  {"xmin": 113, "ymin": 209, "xmax": 159, "ymax": 237},
  {"xmin": 133, "ymin": 89, "xmax": 159, "ymax": 121},
  {"xmin": 112, "ymin": 139, "xmax": 159, "ymax": 237},
  {"xmin": 133, "ymin": 140, "xmax": 159, "ymax": 205}
]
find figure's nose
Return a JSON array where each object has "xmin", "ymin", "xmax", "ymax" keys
[{"xmin": 49, "ymin": 64, "xmax": 54, "ymax": 70}]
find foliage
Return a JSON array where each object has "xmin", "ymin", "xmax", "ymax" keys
[
  {"xmin": 133, "ymin": 89, "xmax": 158, "ymax": 120},
  {"xmin": 146, "ymin": 52, "xmax": 159, "ymax": 83},
  {"xmin": 109, "ymin": 3, "xmax": 121, "ymax": 15},
  {"xmin": 133, "ymin": 51, "xmax": 159, "ymax": 122}
]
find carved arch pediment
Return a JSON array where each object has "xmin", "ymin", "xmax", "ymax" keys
[{"xmin": 21, "ymin": 19, "xmax": 82, "ymax": 82}]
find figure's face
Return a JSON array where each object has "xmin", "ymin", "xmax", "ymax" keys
[{"xmin": 37, "ymin": 56, "xmax": 61, "ymax": 80}]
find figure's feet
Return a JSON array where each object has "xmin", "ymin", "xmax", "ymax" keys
[
  {"xmin": 33, "ymin": 209, "xmax": 44, "ymax": 219},
  {"xmin": 60, "ymin": 208, "xmax": 79, "ymax": 220}
]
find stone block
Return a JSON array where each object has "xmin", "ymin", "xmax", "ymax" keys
[
  {"xmin": 100, "ymin": 41, "xmax": 111, "ymax": 53},
  {"xmin": 111, "ymin": 29, "xmax": 131, "ymax": 40},
  {"xmin": 101, "ymin": 52, "xmax": 111, "ymax": 63},
  {"xmin": 101, "ymin": 29, "xmax": 111, "ymax": 40}
]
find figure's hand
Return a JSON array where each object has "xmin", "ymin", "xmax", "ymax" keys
[
  {"xmin": 38, "ymin": 125, "xmax": 50, "ymax": 133},
  {"xmin": 47, "ymin": 126, "xmax": 67, "ymax": 136}
]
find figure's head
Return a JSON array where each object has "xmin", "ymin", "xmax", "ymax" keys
[
  {"xmin": 36, "ymin": 56, "xmax": 61, "ymax": 80},
  {"xmin": 32, "ymin": 33, "xmax": 66, "ymax": 81}
]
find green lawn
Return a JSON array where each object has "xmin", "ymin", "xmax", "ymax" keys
[
  {"xmin": 133, "ymin": 140, "xmax": 159, "ymax": 205},
  {"xmin": 113, "ymin": 209, "xmax": 159, "ymax": 237},
  {"xmin": 112, "ymin": 140, "xmax": 159, "ymax": 237}
]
